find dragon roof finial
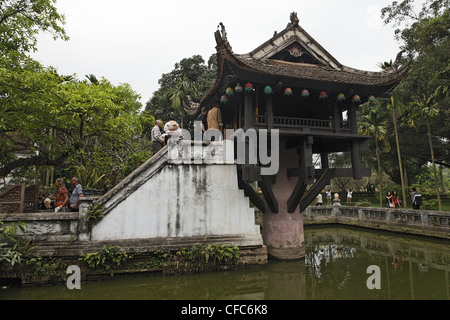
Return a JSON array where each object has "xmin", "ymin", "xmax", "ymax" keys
[{"xmin": 289, "ymin": 12, "xmax": 299, "ymax": 26}]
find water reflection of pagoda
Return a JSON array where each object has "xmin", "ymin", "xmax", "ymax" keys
[{"xmin": 189, "ymin": 12, "xmax": 410, "ymax": 260}]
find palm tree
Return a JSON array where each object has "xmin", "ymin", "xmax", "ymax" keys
[
  {"xmin": 409, "ymin": 88, "xmax": 444, "ymax": 211},
  {"xmin": 85, "ymin": 74, "xmax": 99, "ymax": 85},
  {"xmin": 359, "ymin": 108, "xmax": 391, "ymax": 208},
  {"xmin": 164, "ymin": 74, "xmax": 199, "ymax": 128},
  {"xmin": 387, "ymin": 94, "xmax": 408, "ymax": 208}
]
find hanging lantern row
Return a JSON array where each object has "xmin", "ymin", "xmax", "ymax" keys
[
  {"xmin": 284, "ymin": 87, "xmax": 293, "ymax": 96},
  {"xmin": 221, "ymin": 82, "xmax": 373, "ymax": 105},
  {"xmin": 264, "ymin": 85, "xmax": 273, "ymax": 95},
  {"xmin": 220, "ymin": 95, "xmax": 228, "ymax": 103}
]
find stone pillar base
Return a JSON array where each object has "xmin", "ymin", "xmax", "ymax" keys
[
  {"xmin": 267, "ymin": 246, "xmax": 305, "ymax": 260},
  {"xmin": 260, "ymin": 140, "xmax": 306, "ymax": 260},
  {"xmin": 262, "ymin": 211, "xmax": 305, "ymax": 260}
]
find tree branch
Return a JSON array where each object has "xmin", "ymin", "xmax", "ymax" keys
[{"xmin": 0, "ymin": 152, "xmax": 70, "ymax": 177}]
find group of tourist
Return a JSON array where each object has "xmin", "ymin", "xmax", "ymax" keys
[
  {"xmin": 386, "ymin": 187, "xmax": 423, "ymax": 210},
  {"xmin": 314, "ymin": 187, "xmax": 424, "ymax": 210},
  {"xmin": 151, "ymin": 101, "xmax": 224, "ymax": 154},
  {"xmin": 38, "ymin": 177, "xmax": 83, "ymax": 212},
  {"xmin": 385, "ymin": 191, "xmax": 401, "ymax": 208}
]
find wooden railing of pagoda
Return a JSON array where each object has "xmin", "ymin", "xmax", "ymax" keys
[
  {"xmin": 255, "ymin": 115, "xmax": 350, "ymax": 131},
  {"xmin": 0, "ymin": 184, "xmax": 39, "ymax": 214}
]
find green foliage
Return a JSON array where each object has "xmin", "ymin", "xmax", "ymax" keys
[
  {"xmin": 133, "ymin": 250, "xmax": 172, "ymax": 270},
  {"xmin": 0, "ymin": 1, "xmax": 152, "ymax": 189},
  {"xmin": 75, "ymin": 165, "xmax": 106, "ymax": 190},
  {"xmin": 176, "ymin": 241, "xmax": 240, "ymax": 266},
  {"xmin": 353, "ymin": 199, "xmax": 373, "ymax": 207},
  {"xmin": 381, "ymin": 0, "xmax": 449, "ymax": 54},
  {"xmin": 0, "ymin": 62, "xmax": 151, "ymax": 187},
  {"xmin": 0, "ymin": 0, "xmax": 69, "ymax": 54},
  {"xmin": 423, "ymin": 198, "xmax": 439, "ymax": 210},
  {"xmin": 0, "ymin": 220, "xmax": 29, "ymax": 266},
  {"xmin": 26, "ymin": 256, "xmax": 66, "ymax": 277},
  {"xmin": 79, "ymin": 245, "xmax": 130, "ymax": 271},
  {"xmin": 85, "ymin": 203, "xmax": 105, "ymax": 223},
  {"xmin": 145, "ymin": 54, "xmax": 217, "ymax": 128},
  {"xmin": 380, "ymin": 0, "xmax": 450, "ymax": 177}
]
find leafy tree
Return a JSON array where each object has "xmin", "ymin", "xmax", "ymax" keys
[
  {"xmin": 164, "ymin": 74, "xmax": 199, "ymax": 128},
  {"xmin": 0, "ymin": 0, "xmax": 68, "ymax": 54},
  {"xmin": 0, "ymin": 1, "xmax": 153, "ymax": 190},
  {"xmin": 387, "ymin": 94, "xmax": 408, "ymax": 208},
  {"xmin": 0, "ymin": 64, "xmax": 150, "ymax": 189},
  {"xmin": 381, "ymin": 0, "xmax": 449, "ymax": 55},
  {"xmin": 408, "ymin": 87, "xmax": 447, "ymax": 210},
  {"xmin": 145, "ymin": 54, "xmax": 217, "ymax": 128},
  {"xmin": 359, "ymin": 108, "xmax": 391, "ymax": 207},
  {"xmin": 380, "ymin": 0, "xmax": 449, "ymax": 190}
]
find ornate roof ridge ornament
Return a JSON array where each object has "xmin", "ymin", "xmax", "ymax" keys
[
  {"xmin": 215, "ymin": 22, "xmax": 233, "ymax": 52},
  {"xmin": 381, "ymin": 50, "xmax": 412, "ymax": 74},
  {"xmin": 288, "ymin": 12, "xmax": 299, "ymax": 27}
]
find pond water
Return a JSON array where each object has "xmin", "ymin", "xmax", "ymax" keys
[{"xmin": 1, "ymin": 226, "xmax": 449, "ymax": 300}]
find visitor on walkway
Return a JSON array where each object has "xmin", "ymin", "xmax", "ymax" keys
[
  {"xmin": 346, "ymin": 188, "xmax": 352, "ymax": 205},
  {"xmin": 70, "ymin": 177, "xmax": 83, "ymax": 212},
  {"xmin": 54, "ymin": 178, "xmax": 68, "ymax": 212},
  {"xmin": 392, "ymin": 191, "xmax": 401, "ymax": 208},
  {"xmin": 164, "ymin": 120, "xmax": 182, "ymax": 144},
  {"xmin": 411, "ymin": 187, "xmax": 423, "ymax": 210},
  {"xmin": 151, "ymin": 120, "xmax": 165, "ymax": 154},
  {"xmin": 326, "ymin": 189, "xmax": 332, "ymax": 206},
  {"xmin": 196, "ymin": 107, "xmax": 208, "ymax": 140},
  {"xmin": 386, "ymin": 191, "xmax": 393, "ymax": 208},
  {"xmin": 207, "ymin": 101, "xmax": 223, "ymax": 141},
  {"xmin": 43, "ymin": 197, "xmax": 52, "ymax": 209},
  {"xmin": 38, "ymin": 193, "xmax": 46, "ymax": 210},
  {"xmin": 316, "ymin": 193, "xmax": 323, "ymax": 206}
]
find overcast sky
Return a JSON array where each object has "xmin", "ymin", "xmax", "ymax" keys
[{"xmin": 32, "ymin": 0, "xmax": 412, "ymax": 105}]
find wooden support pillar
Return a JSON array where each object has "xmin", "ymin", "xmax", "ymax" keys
[
  {"xmin": 300, "ymin": 135, "xmax": 315, "ymax": 185},
  {"xmin": 321, "ymin": 153, "xmax": 329, "ymax": 169},
  {"xmin": 265, "ymin": 94, "xmax": 274, "ymax": 130},
  {"xmin": 259, "ymin": 175, "xmax": 278, "ymax": 213},
  {"xmin": 348, "ymin": 104, "xmax": 358, "ymax": 134},
  {"xmin": 237, "ymin": 168, "xmax": 266, "ymax": 213},
  {"xmin": 287, "ymin": 178, "xmax": 307, "ymax": 213},
  {"xmin": 333, "ymin": 103, "xmax": 341, "ymax": 133},
  {"xmin": 348, "ymin": 104, "xmax": 362, "ymax": 179},
  {"xmin": 287, "ymin": 136, "xmax": 314, "ymax": 213},
  {"xmin": 351, "ymin": 142, "xmax": 362, "ymax": 179},
  {"xmin": 244, "ymin": 92, "xmax": 253, "ymax": 130}
]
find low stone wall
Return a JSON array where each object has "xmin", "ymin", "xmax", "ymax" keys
[
  {"xmin": 0, "ymin": 211, "xmax": 80, "ymax": 243},
  {"xmin": 0, "ymin": 195, "xmax": 267, "ymax": 286},
  {"xmin": 304, "ymin": 205, "xmax": 450, "ymax": 239}
]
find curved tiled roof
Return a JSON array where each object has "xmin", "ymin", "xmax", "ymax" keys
[
  {"xmin": 190, "ymin": 14, "xmax": 410, "ymax": 115},
  {"xmin": 230, "ymin": 52, "xmax": 410, "ymax": 87}
]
